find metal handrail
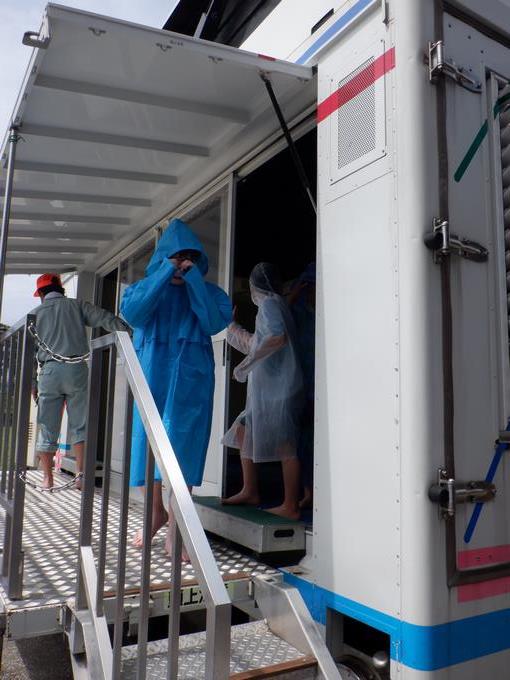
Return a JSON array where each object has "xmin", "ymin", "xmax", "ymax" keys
[
  {"xmin": 0, "ymin": 314, "xmax": 35, "ymax": 599},
  {"xmin": 75, "ymin": 331, "xmax": 231, "ymax": 679}
]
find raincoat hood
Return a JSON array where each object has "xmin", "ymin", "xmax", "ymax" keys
[
  {"xmin": 249, "ymin": 262, "xmax": 283, "ymax": 306},
  {"xmin": 146, "ymin": 219, "xmax": 208, "ymax": 276}
]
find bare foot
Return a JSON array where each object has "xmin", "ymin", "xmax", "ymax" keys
[
  {"xmin": 165, "ymin": 525, "xmax": 190, "ymax": 563},
  {"xmin": 299, "ymin": 489, "xmax": 312, "ymax": 509},
  {"xmin": 221, "ymin": 490, "xmax": 260, "ymax": 506},
  {"xmin": 132, "ymin": 508, "xmax": 169, "ymax": 548},
  {"xmin": 42, "ymin": 474, "xmax": 53, "ymax": 491},
  {"xmin": 266, "ymin": 504, "xmax": 301, "ymax": 521}
]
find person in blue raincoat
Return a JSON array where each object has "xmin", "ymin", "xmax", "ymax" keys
[{"xmin": 120, "ymin": 219, "xmax": 231, "ymax": 554}]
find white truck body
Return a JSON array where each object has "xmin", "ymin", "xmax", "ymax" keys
[{"xmin": 3, "ymin": 0, "xmax": 510, "ymax": 677}]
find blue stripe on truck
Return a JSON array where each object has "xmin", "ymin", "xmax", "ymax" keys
[
  {"xmin": 296, "ymin": 0, "xmax": 377, "ymax": 65},
  {"xmin": 283, "ymin": 571, "xmax": 510, "ymax": 670}
]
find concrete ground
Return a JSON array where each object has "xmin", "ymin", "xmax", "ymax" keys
[{"xmin": 1, "ymin": 634, "xmax": 73, "ymax": 679}]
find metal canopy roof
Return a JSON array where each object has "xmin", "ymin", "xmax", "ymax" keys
[{"xmin": 0, "ymin": 4, "xmax": 314, "ymax": 275}]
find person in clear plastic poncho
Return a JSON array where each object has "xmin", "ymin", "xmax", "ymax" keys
[{"xmin": 222, "ymin": 263, "xmax": 304, "ymax": 520}]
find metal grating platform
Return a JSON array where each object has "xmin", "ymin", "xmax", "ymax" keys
[
  {"xmin": 121, "ymin": 620, "xmax": 317, "ymax": 679},
  {"xmin": 193, "ymin": 497, "xmax": 306, "ymax": 554},
  {"xmin": 0, "ymin": 471, "xmax": 278, "ymax": 638}
]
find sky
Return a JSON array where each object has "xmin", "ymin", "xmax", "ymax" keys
[{"xmin": 0, "ymin": 0, "xmax": 180, "ymax": 325}]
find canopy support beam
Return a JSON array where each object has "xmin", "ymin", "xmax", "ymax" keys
[
  {"xmin": 13, "ymin": 161, "xmax": 178, "ymax": 185},
  {"xmin": 8, "ymin": 242, "xmax": 97, "ymax": 255},
  {"xmin": 260, "ymin": 74, "xmax": 317, "ymax": 216},
  {"xmin": 21, "ymin": 123, "xmax": 209, "ymax": 157},
  {"xmin": 9, "ymin": 212, "xmax": 130, "ymax": 226},
  {"xmin": 0, "ymin": 127, "xmax": 20, "ymax": 316},
  {"xmin": 34, "ymin": 75, "xmax": 250, "ymax": 124},
  {"xmin": 0, "ymin": 187, "xmax": 152, "ymax": 208},
  {"xmin": 7, "ymin": 254, "xmax": 84, "ymax": 265},
  {"xmin": 9, "ymin": 229, "xmax": 113, "ymax": 242}
]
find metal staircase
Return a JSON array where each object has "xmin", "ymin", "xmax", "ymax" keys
[
  {"xmin": 67, "ymin": 331, "xmax": 343, "ymax": 680},
  {"xmin": 120, "ymin": 621, "xmax": 318, "ymax": 679},
  {"xmin": 71, "ymin": 572, "xmax": 345, "ymax": 680}
]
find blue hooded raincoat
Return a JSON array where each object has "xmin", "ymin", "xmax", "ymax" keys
[{"xmin": 120, "ymin": 219, "xmax": 232, "ymax": 487}]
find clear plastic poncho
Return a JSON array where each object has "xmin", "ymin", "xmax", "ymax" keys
[{"xmin": 222, "ymin": 263, "xmax": 304, "ymax": 462}]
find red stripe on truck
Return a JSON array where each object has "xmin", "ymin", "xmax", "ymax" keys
[
  {"xmin": 458, "ymin": 545, "xmax": 510, "ymax": 602},
  {"xmin": 317, "ymin": 46, "xmax": 395, "ymax": 123}
]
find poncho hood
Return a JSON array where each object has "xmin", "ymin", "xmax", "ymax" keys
[{"xmin": 146, "ymin": 219, "xmax": 208, "ymax": 276}]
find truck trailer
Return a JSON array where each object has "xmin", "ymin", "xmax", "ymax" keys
[{"xmin": 1, "ymin": 1, "xmax": 510, "ymax": 678}]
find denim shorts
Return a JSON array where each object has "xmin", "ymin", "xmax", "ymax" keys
[{"xmin": 36, "ymin": 362, "xmax": 89, "ymax": 453}]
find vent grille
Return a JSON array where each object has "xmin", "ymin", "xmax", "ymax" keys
[
  {"xmin": 337, "ymin": 57, "xmax": 376, "ymax": 170},
  {"xmin": 499, "ymin": 83, "xmax": 510, "ymax": 350}
]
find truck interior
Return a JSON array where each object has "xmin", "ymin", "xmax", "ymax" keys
[{"xmin": 225, "ymin": 128, "xmax": 317, "ymax": 514}]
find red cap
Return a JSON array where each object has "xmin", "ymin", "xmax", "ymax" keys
[{"xmin": 34, "ymin": 273, "xmax": 63, "ymax": 297}]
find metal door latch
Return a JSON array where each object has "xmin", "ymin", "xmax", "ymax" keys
[
  {"xmin": 497, "ymin": 431, "xmax": 510, "ymax": 444},
  {"xmin": 428, "ymin": 41, "xmax": 482, "ymax": 93},
  {"xmin": 429, "ymin": 468, "xmax": 496, "ymax": 517},
  {"xmin": 424, "ymin": 218, "xmax": 488, "ymax": 263}
]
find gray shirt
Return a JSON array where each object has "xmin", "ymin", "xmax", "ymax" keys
[{"xmin": 31, "ymin": 293, "xmax": 130, "ymax": 364}]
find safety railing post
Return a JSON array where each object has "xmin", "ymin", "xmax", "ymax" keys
[
  {"xmin": 0, "ymin": 339, "xmax": 11, "ymax": 580},
  {"xmin": 111, "ymin": 385, "xmax": 133, "ymax": 677},
  {"xmin": 8, "ymin": 333, "xmax": 23, "ymax": 501},
  {"xmin": 135, "ymin": 443, "xmax": 155, "ymax": 680},
  {"xmin": 76, "ymin": 344, "xmax": 103, "ymax": 611},
  {"xmin": 6, "ymin": 316, "xmax": 35, "ymax": 599},
  {"xmin": 205, "ymin": 602, "xmax": 231, "ymax": 680},
  {"xmin": 95, "ymin": 345, "xmax": 117, "ymax": 619},
  {"xmin": 167, "ymin": 511, "xmax": 182, "ymax": 680},
  {"xmin": 1, "ymin": 337, "xmax": 15, "ymax": 497},
  {"xmin": 0, "ymin": 127, "xmax": 20, "ymax": 312},
  {"xmin": 0, "ymin": 343, "xmax": 7, "ymax": 493},
  {"xmin": 0, "ymin": 317, "xmax": 35, "ymax": 599}
]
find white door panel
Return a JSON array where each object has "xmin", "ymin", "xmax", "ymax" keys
[
  {"xmin": 444, "ymin": 14, "xmax": 510, "ymax": 557},
  {"xmin": 181, "ymin": 182, "xmax": 233, "ymax": 498}
]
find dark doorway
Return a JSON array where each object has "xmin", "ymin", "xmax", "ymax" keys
[{"xmin": 224, "ymin": 128, "xmax": 317, "ymax": 513}]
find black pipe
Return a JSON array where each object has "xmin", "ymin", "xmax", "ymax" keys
[{"xmin": 260, "ymin": 74, "xmax": 317, "ymax": 216}]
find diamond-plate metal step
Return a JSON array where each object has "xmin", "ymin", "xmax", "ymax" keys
[
  {"xmin": 0, "ymin": 472, "xmax": 278, "ymax": 639},
  {"xmin": 120, "ymin": 620, "xmax": 318, "ymax": 679},
  {"xmin": 193, "ymin": 496, "xmax": 306, "ymax": 554}
]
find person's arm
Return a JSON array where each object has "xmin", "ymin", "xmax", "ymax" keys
[
  {"xmin": 119, "ymin": 259, "xmax": 177, "ymax": 328},
  {"xmin": 232, "ymin": 297, "xmax": 287, "ymax": 382},
  {"xmin": 183, "ymin": 266, "xmax": 232, "ymax": 335},
  {"xmin": 233, "ymin": 334, "xmax": 286, "ymax": 382},
  {"xmin": 80, "ymin": 300, "xmax": 132, "ymax": 333},
  {"xmin": 226, "ymin": 322, "xmax": 253, "ymax": 355}
]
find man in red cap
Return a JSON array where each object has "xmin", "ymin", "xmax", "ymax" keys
[{"xmin": 31, "ymin": 273, "xmax": 130, "ymax": 489}]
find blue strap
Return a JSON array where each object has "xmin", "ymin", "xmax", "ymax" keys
[{"xmin": 464, "ymin": 421, "xmax": 510, "ymax": 544}]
